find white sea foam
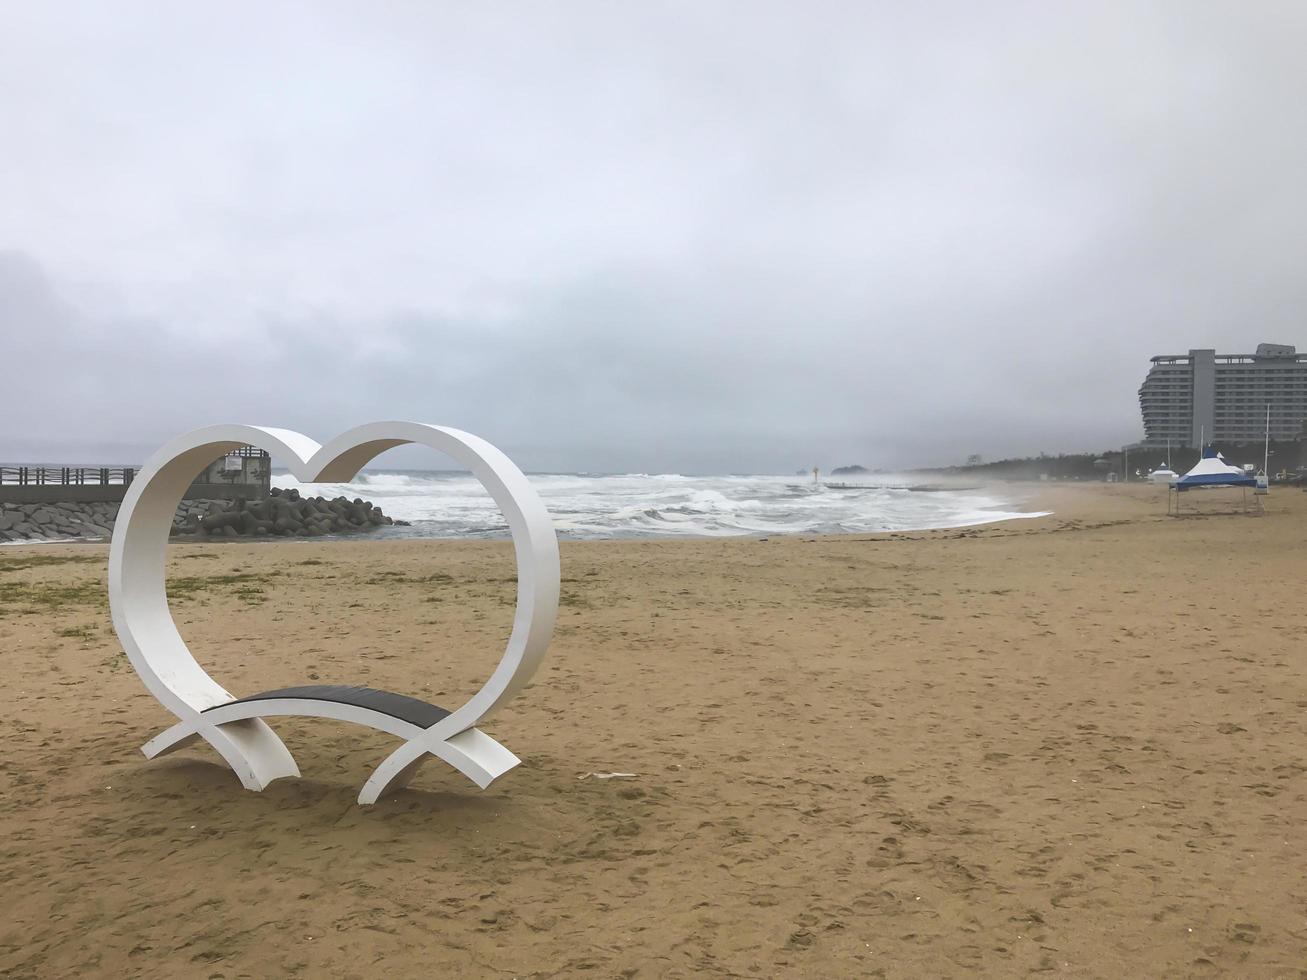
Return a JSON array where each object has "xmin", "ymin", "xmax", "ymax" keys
[{"xmin": 271, "ymin": 470, "xmax": 1050, "ymax": 540}]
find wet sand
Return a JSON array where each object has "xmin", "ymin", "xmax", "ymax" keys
[{"xmin": 2, "ymin": 483, "xmax": 1307, "ymax": 977}]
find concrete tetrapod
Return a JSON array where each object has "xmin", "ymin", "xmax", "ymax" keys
[{"xmin": 108, "ymin": 423, "xmax": 560, "ymax": 804}]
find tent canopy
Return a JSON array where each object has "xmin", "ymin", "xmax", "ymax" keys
[{"xmin": 1174, "ymin": 446, "xmax": 1255, "ymax": 490}]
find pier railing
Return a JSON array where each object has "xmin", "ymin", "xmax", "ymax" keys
[
  {"xmin": 0, "ymin": 466, "xmax": 136, "ymax": 487},
  {"xmin": 1, "ymin": 446, "xmax": 270, "ymax": 505}
]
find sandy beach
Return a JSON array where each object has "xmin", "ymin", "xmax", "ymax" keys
[{"xmin": 2, "ymin": 483, "xmax": 1306, "ymax": 977}]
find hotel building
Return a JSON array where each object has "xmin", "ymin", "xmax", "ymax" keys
[{"xmin": 1138, "ymin": 343, "xmax": 1307, "ymax": 447}]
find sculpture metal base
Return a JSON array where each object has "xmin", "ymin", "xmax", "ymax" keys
[{"xmin": 143, "ymin": 684, "xmax": 520, "ymax": 804}]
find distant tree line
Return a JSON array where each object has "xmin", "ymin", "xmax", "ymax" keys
[
  {"xmin": 921, "ymin": 438, "xmax": 1307, "ymax": 481},
  {"xmin": 926, "ymin": 452, "xmax": 1123, "ymax": 481}
]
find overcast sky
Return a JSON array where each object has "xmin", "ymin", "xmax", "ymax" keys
[{"xmin": 3, "ymin": 2, "xmax": 1306, "ymax": 472}]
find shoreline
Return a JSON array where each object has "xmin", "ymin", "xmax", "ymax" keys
[{"xmin": 0, "ymin": 477, "xmax": 1066, "ymax": 546}]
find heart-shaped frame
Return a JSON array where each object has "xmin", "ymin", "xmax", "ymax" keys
[{"xmin": 108, "ymin": 422, "xmax": 560, "ymax": 804}]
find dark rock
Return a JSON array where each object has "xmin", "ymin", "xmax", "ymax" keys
[
  {"xmin": 125, "ymin": 492, "xmax": 404, "ymax": 541},
  {"xmin": 201, "ymin": 510, "xmax": 242, "ymax": 532}
]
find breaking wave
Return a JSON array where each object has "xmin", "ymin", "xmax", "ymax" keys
[{"xmin": 271, "ymin": 471, "xmax": 1048, "ymax": 541}]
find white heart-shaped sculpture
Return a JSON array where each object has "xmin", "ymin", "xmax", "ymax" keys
[{"xmin": 108, "ymin": 422, "xmax": 560, "ymax": 804}]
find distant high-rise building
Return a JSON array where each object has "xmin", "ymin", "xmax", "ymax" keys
[{"xmin": 1138, "ymin": 344, "xmax": 1307, "ymax": 447}]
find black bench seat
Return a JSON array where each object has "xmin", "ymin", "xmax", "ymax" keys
[{"xmin": 204, "ymin": 684, "xmax": 451, "ymax": 729}]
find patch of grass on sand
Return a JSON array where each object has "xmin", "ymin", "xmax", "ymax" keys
[
  {"xmin": 364, "ymin": 570, "xmax": 410, "ymax": 584},
  {"xmin": 559, "ymin": 588, "xmax": 593, "ymax": 609},
  {"xmin": 814, "ymin": 585, "xmax": 894, "ymax": 608},
  {"xmin": 0, "ymin": 579, "xmax": 105, "ymax": 615},
  {"xmin": 7, "ymin": 581, "xmax": 103, "ymax": 606},
  {"xmin": 167, "ymin": 572, "xmax": 275, "ymax": 602},
  {"xmin": 55, "ymin": 625, "xmax": 97, "ymax": 641},
  {"xmin": 363, "ymin": 571, "xmax": 455, "ymax": 585},
  {"xmin": 0, "ymin": 553, "xmax": 100, "ymax": 574}
]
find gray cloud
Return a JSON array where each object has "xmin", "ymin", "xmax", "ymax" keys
[{"xmin": 3, "ymin": 3, "xmax": 1306, "ymax": 471}]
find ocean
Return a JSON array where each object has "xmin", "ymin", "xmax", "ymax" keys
[{"xmin": 270, "ymin": 470, "xmax": 1049, "ymax": 540}]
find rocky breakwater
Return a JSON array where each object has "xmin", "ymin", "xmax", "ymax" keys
[
  {"xmin": 188, "ymin": 488, "xmax": 408, "ymax": 539},
  {"xmin": 0, "ymin": 488, "xmax": 408, "ymax": 543},
  {"xmin": 0, "ymin": 501, "xmax": 119, "ymax": 542}
]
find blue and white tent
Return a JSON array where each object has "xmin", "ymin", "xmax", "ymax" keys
[{"xmin": 1174, "ymin": 447, "xmax": 1256, "ymax": 491}]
